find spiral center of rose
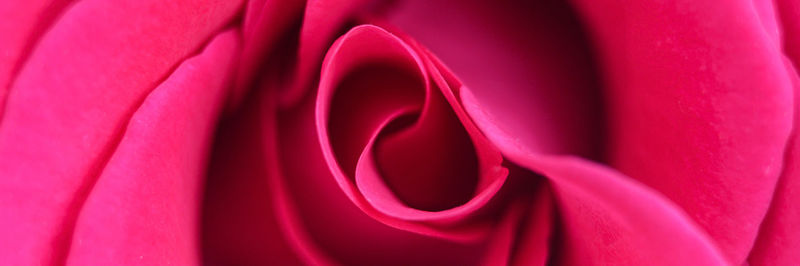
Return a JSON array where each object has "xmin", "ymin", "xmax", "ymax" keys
[{"xmin": 316, "ymin": 25, "xmax": 506, "ymax": 214}]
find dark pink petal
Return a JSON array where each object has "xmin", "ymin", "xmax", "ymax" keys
[
  {"xmin": 748, "ymin": 0, "xmax": 800, "ymax": 263},
  {"xmin": 463, "ymin": 88, "xmax": 729, "ymax": 265},
  {"xmin": 0, "ymin": 0, "xmax": 241, "ymax": 263},
  {"xmin": 565, "ymin": 0, "xmax": 794, "ymax": 262},
  {"xmin": 65, "ymin": 30, "xmax": 239, "ymax": 265}
]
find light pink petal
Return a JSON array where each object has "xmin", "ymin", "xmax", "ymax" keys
[
  {"xmin": 0, "ymin": 0, "xmax": 242, "ymax": 263},
  {"xmin": 748, "ymin": 0, "xmax": 800, "ymax": 263},
  {"xmin": 65, "ymin": 30, "xmax": 238, "ymax": 265},
  {"xmin": 566, "ymin": 0, "xmax": 794, "ymax": 262}
]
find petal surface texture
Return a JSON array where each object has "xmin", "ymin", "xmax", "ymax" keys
[{"xmin": 0, "ymin": 0, "xmax": 242, "ymax": 263}]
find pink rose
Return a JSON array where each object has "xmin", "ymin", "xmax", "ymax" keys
[{"xmin": 1, "ymin": 0, "xmax": 798, "ymax": 265}]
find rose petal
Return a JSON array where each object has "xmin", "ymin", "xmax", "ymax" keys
[
  {"xmin": 569, "ymin": 0, "xmax": 793, "ymax": 262},
  {"xmin": 65, "ymin": 30, "xmax": 238, "ymax": 265},
  {"xmin": 281, "ymin": 0, "xmax": 369, "ymax": 107},
  {"xmin": 748, "ymin": 0, "xmax": 800, "ymax": 262},
  {"xmin": 463, "ymin": 87, "xmax": 729, "ymax": 265},
  {"xmin": 273, "ymin": 79, "xmax": 492, "ymax": 264},
  {"xmin": 0, "ymin": 0, "xmax": 241, "ymax": 263},
  {"xmin": 385, "ymin": 0, "xmax": 605, "ymax": 159},
  {"xmin": 481, "ymin": 180, "xmax": 554, "ymax": 266},
  {"xmin": 317, "ymin": 24, "xmax": 507, "ymax": 225},
  {"xmin": 231, "ymin": 0, "xmax": 304, "ymax": 109},
  {"xmin": 748, "ymin": 61, "xmax": 800, "ymax": 266},
  {"xmin": 0, "ymin": 0, "xmax": 73, "ymax": 117},
  {"xmin": 201, "ymin": 82, "xmax": 304, "ymax": 265}
]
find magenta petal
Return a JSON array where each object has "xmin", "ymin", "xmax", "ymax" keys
[
  {"xmin": 281, "ymin": 0, "xmax": 369, "ymax": 107},
  {"xmin": 748, "ymin": 1, "xmax": 800, "ymax": 262},
  {"xmin": 566, "ymin": 0, "xmax": 793, "ymax": 262},
  {"xmin": 0, "ymin": 0, "xmax": 72, "ymax": 117},
  {"xmin": 481, "ymin": 183, "xmax": 554, "ymax": 266},
  {"xmin": 232, "ymin": 0, "xmax": 304, "ymax": 109},
  {"xmin": 275, "ymin": 79, "xmax": 489, "ymax": 265},
  {"xmin": 524, "ymin": 156, "xmax": 728, "ymax": 265},
  {"xmin": 463, "ymin": 88, "xmax": 729, "ymax": 265},
  {"xmin": 201, "ymin": 82, "xmax": 304, "ymax": 265},
  {"xmin": 64, "ymin": 30, "xmax": 238, "ymax": 265},
  {"xmin": 748, "ymin": 63, "xmax": 800, "ymax": 266},
  {"xmin": 316, "ymin": 24, "xmax": 507, "ymax": 227},
  {"xmin": 0, "ymin": 0, "xmax": 241, "ymax": 263},
  {"xmin": 385, "ymin": 0, "xmax": 605, "ymax": 158}
]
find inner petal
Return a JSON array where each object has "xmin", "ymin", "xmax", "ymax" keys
[
  {"xmin": 374, "ymin": 79, "xmax": 479, "ymax": 211},
  {"xmin": 318, "ymin": 25, "xmax": 506, "ymax": 224}
]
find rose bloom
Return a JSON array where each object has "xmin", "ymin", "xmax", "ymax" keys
[{"xmin": 1, "ymin": 0, "xmax": 798, "ymax": 265}]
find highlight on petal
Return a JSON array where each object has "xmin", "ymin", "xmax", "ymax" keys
[
  {"xmin": 66, "ymin": 30, "xmax": 239, "ymax": 265},
  {"xmin": 0, "ymin": 0, "xmax": 242, "ymax": 263}
]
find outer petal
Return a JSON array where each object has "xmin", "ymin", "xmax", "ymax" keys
[
  {"xmin": 65, "ymin": 30, "xmax": 239, "ymax": 265},
  {"xmin": 0, "ymin": 0, "xmax": 242, "ymax": 263},
  {"xmin": 565, "ymin": 0, "xmax": 793, "ymax": 262},
  {"xmin": 0, "ymin": 0, "xmax": 73, "ymax": 116}
]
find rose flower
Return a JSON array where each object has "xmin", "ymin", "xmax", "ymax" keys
[{"xmin": 1, "ymin": 0, "xmax": 798, "ymax": 265}]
